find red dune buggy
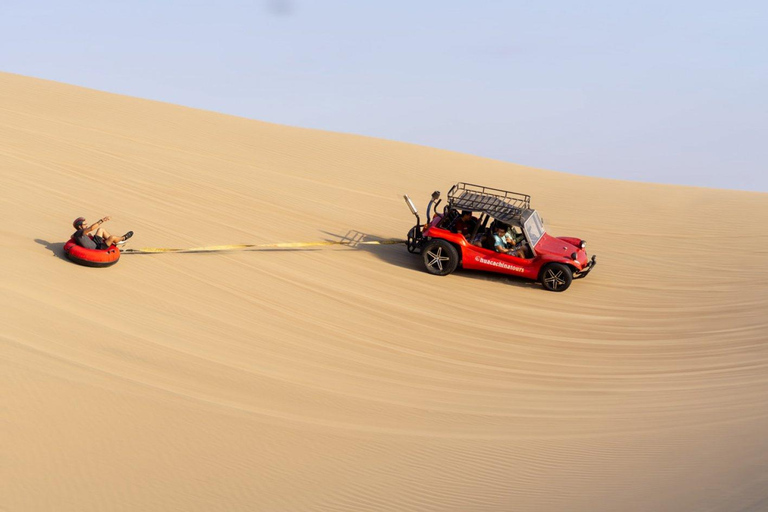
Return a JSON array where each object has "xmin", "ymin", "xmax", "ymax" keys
[{"xmin": 404, "ymin": 183, "xmax": 596, "ymax": 292}]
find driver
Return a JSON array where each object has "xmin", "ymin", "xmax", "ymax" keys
[{"xmin": 493, "ymin": 224, "xmax": 525, "ymax": 258}]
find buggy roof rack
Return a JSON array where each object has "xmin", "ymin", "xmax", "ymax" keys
[{"xmin": 447, "ymin": 183, "xmax": 531, "ymax": 224}]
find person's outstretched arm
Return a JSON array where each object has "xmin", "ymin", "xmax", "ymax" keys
[{"xmin": 84, "ymin": 216, "xmax": 110, "ymax": 234}]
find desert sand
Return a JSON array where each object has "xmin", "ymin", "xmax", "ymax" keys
[{"xmin": 2, "ymin": 72, "xmax": 768, "ymax": 511}]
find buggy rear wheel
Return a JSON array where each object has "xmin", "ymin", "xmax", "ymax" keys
[
  {"xmin": 540, "ymin": 263, "xmax": 573, "ymax": 292},
  {"xmin": 422, "ymin": 240, "xmax": 459, "ymax": 276}
]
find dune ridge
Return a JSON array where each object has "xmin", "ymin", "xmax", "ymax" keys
[{"xmin": 3, "ymin": 72, "xmax": 768, "ymax": 511}]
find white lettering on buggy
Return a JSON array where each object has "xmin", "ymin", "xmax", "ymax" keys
[{"xmin": 475, "ymin": 256, "xmax": 524, "ymax": 273}]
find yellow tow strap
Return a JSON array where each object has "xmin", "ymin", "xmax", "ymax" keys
[{"xmin": 122, "ymin": 239, "xmax": 406, "ymax": 254}]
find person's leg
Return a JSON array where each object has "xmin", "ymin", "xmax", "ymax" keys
[
  {"xmin": 96, "ymin": 228, "xmax": 133, "ymax": 246},
  {"xmin": 95, "ymin": 226, "xmax": 129, "ymax": 246},
  {"xmin": 91, "ymin": 235, "xmax": 108, "ymax": 249},
  {"xmin": 94, "ymin": 227, "xmax": 112, "ymax": 239}
]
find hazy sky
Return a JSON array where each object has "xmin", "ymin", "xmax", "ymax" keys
[{"xmin": 2, "ymin": 1, "xmax": 766, "ymax": 191}]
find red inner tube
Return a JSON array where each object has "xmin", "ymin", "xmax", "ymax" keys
[{"xmin": 64, "ymin": 238, "xmax": 121, "ymax": 267}]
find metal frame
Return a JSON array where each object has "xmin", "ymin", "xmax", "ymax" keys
[{"xmin": 446, "ymin": 183, "xmax": 531, "ymax": 226}]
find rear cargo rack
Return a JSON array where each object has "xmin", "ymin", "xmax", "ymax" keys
[{"xmin": 446, "ymin": 183, "xmax": 531, "ymax": 224}]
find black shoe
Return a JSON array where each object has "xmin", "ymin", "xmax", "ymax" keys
[{"xmin": 122, "ymin": 231, "xmax": 134, "ymax": 241}]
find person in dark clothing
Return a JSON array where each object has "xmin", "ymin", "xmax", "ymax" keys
[
  {"xmin": 453, "ymin": 211, "xmax": 477, "ymax": 238},
  {"xmin": 72, "ymin": 216, "xmax": 133, "ymax": 249}
]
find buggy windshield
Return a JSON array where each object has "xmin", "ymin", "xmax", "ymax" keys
[{"xmin": 523, "ymin": 210, "xmax": 545, "ymax": 248}]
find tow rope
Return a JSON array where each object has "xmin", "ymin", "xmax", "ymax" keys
[{"xmin": 122, "ymin": 239, "xmax": 406, "ymax": 254}]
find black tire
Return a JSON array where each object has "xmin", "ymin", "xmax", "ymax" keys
[
  {"xmin": 406, "ymin": 225, "xmax": 422, "ymax": 254},
  {"xmin": 422, "ymin": 240, "xmax": 459, "ymax": 276},
  {"xmin": 540, "ymin": 263, "xmax": 573, "ymax": 292}
]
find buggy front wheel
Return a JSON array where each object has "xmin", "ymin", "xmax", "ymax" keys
[
  {"xmin": 540, "ymin": 263, "xmax": 573, "ymax": 292},
  {"xmin": 422, "ymin": 240, "xmax": 459, "ymax": 276}
]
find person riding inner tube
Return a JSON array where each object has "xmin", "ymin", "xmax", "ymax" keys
[
  {"xmin": 72, "ymin": 216, "xmax": 132, "ymax": 249},
  {"xmin": 64, "ymin": 216, "xmax": 133, "ymax": 267}
]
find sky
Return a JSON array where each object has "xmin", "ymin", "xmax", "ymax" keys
[{"xmin": 2, "ymin": 0, "xmax": 766, "ymax": 192}]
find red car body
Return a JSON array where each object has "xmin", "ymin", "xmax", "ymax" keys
[
  {"xmin": 404, "ymin": 183, "xmax": 596, "ymax": 291},
  {"xmin": 423, "ymin": 214, "xmax": 592, "ymax": 281}
]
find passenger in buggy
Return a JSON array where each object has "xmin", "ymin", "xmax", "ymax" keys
[
  {"xmin": 493, "ymin": 224, "xmax": 526, "ymax": 258},
  {"xmin": 505, "ymin": 225, "xmax": 524, "ymax": 245},
  {"xmin": 452, "ymin": 210, "xmax": 477, "ymax": 238}
]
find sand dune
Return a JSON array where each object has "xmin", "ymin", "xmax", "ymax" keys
[{"xmin": 3, "ymin": 72, "xmax": 768, "ymax": 511}]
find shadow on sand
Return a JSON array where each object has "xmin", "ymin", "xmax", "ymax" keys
[
  {"xmin": 320, "ymin": 230, "xmax": 538, "ymax": 290},
  {"xmin": 35, "ymin": 239, "xmax": 68, "ymax": 261}
]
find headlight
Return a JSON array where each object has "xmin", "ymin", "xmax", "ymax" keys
[{"xmin": 579, "ymin": 240, "xmax": 586, "ymax": 249}]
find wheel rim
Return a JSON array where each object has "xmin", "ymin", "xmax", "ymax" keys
[
  {"xmin": 426, "ymin": 247, "xmax": 450, "ymax": 272},
  {"xmin": 543, "ymin": 268, "xmax": 566, "ymax": 290}
]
